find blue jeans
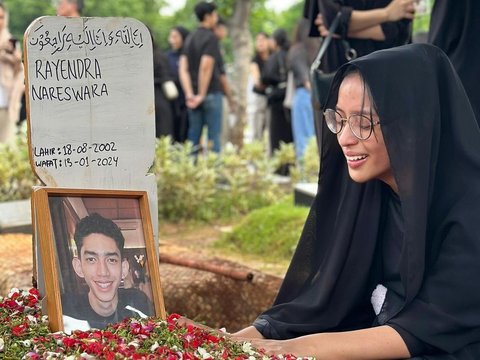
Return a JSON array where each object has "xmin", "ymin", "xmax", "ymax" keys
[
  {"xmin": 187, "ymin": 92, "xmax": 223, "ymax": 153},
  {"xmin": 291, "ymin": 87, "xmax": 315, "ymax": 161}
]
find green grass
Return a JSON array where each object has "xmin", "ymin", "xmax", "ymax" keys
[{"xmin": 215, "ymin": 196, "xmax": 310, "ymax": 263}]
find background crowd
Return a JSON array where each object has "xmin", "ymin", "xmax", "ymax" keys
[{"xmin": 0, "ymin": 0, "xmax": 478, "ymax": 170}]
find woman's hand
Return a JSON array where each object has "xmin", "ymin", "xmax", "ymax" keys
[
  {"xmin": 231, "ymin": 326, "xmax": 411, "ymax": 359},
  {"xmin": 231, "ymin": 336, "xmax": 315, "ymax": 357},
  {"xmin": 247, "ymin": 338, "xmax": 304, "ymax": 356},
  {"xmin": 176, "ymin": 316, "xmax": 214, "ymax": 331},
  {"xmin": 315, "ymin": 13, "xmax": 341, "ymax": 39},
  {"xmin": 385, "ymin": 0, "xmax": 416, "ymax": 22},
  {"xmin": 176, "ymin": 316, "xmax": 230, "ymax": 337}
]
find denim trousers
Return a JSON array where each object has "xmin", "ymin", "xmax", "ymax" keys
[
  {"xmin": 291, "ymin": 87, "xmax": 315, "ymax": 161},
  {"xmin": 187, "ymin": 92, "xmax": 223, "ymax": 153}
]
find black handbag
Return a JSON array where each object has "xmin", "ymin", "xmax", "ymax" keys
[{"xmin": 309, "ymin": 12, "xmax": 357, "ymax": 111}]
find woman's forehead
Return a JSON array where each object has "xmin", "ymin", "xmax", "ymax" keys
[{"xmin": 338, "ymin": 75, "xmax": 367, "ymax": 102}]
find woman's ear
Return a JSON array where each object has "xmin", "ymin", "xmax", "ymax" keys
[{"xmin": 72, "ymin": 257, "xmax": 85, "ymax": 278}]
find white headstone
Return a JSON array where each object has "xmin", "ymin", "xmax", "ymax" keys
[{"xmin": 24, "ymin": 16, "xmax": 158, "ymax": 238}]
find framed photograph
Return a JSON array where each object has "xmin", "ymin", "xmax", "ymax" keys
[{"xmin": 32, "ymin": 187, "xmax": 165, "ymax": 333}]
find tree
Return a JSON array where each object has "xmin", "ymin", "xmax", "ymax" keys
[
  {"xmin": 4, "ymin": 0, "xmax": 55, "ymax": 41},
  {"xmin": 228, "ymin": 0, "xmax": 252, "ymax": 148}
]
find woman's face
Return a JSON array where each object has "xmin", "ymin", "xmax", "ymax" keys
[
  {"xmin": 255, "ymin": 34, "xmax": 269, "ymax": 53},
  {"xmin": 336, "ymin": 73, "xmax": 397, "ymax": 192},
  {"xmin": 168, "ymin": 29, "xmax": 183, "ymax": 50}
]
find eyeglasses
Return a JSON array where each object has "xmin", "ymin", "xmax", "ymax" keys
[{"xmin": 324, "ymin": 109, "xmax": 380, "ymax": 140}]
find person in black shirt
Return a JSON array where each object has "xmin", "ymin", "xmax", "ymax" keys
[
  {"xmin": 428, "ymin": 0, "xmax": 480, "ymax": 125},
  {"xmin": 62, "ymin": 213, "xmax": 154, "ymax": 333},
  {"xmin": 304, "ymin": 0, "xmax": 414, "ymax": 73},
  {"xmin": 179, "ymin": 1, "xmax": 224, "ymax": 153},
  {"xmin": 304, "ymin": 0, "xmax": 414, "ymax": 151}
]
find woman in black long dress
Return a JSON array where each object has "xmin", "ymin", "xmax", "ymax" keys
[
  {"xmin": 166, "ymin": 26, "xmax": 190, "ymax": 142},
  {"xmin": 233, "ymin": 43, "xmax": 480, "ymax": 358},
  {"xmin": 262, "ymin": 28, "xmax": 293, "ymax": 166},
  {"xmin": 428, "ymin": 0, "xmax": 480, "ymax": 125}
]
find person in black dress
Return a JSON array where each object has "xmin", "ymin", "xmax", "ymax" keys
[
  {"xmin": 262, "ymin": 28, "xmax": 293, "ymax": 173},
  {"xmin": 428, "ymin": 0, "xmax": 480, "ymax": 124},
  {"xmin": 304, "ymin": 0, "xmax": 415, "ymax": 151},
  {"xmin": 232, "ymin": 43, "xmax": 480, "ymax": 359}
]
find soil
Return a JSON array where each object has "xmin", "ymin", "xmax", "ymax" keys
[
  {"xmin": 0, "ymin": 232, "xmax": 35, "ymax": 294},
  {"xmin": 0, "ymin": 221, "xmax": 287, "ymax": 297}
]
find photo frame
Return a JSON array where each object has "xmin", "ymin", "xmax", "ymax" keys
[{"xmin": 32, "ymin": 187, "xmax": 165, "ymax": 333}]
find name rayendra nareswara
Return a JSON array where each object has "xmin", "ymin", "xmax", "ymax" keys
[{"xmin": 31, "ymin": 57, "xmax": 109, "ymax": 102}]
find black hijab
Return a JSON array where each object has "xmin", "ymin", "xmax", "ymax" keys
[{"xmin": 253, "ymin": 43, "xmax": 480, "ymax": 356}]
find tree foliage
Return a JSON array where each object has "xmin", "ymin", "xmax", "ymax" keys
[
  {"xmin": 5, "ymin": 0, "xmax": 303, "ymax": 53},
  {"xmin": 153, "ymin": 0, "xmax": 303, "ymax": 50},
  {"xmin": 4, "ymin": 0, "xmax": 55, "ymax": 41}
]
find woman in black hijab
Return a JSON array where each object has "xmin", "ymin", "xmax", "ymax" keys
[{"xmin": 233, "ymin": 43, "xmax": 480, "ymax": 358}]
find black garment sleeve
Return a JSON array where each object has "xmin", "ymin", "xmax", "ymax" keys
[
  {"xmin": 335, "ymin": 5, "xmax": 354, "ymax": 39},
  {"xmin": 380, "ymin": 19, "xmax": 411, "ymax": 47},
  {"xmin": 388, "ymin": 324, "xmax": 435, "ymax": 357},
  {"xmin": 304, "ymin": 0, "xmax": 354, "ymax": 39},
  {"xmin": 153, "ymin": 50, "xmax": 174, "ymax": 85},
  {"xmin": 304, "ymin": 0, "xmax": 321, "ymax": 37}
]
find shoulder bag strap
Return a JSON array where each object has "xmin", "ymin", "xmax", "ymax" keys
[{"xmin": 310, "ymin": 11, "xmax": 357, "ymax": 73}]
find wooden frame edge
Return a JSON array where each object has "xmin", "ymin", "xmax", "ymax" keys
[{"xmin": 33, "ymin": 187, "xmax": 165, "ymax": 333}]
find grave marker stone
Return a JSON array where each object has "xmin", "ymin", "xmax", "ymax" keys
[{"xmin": 24, "ymin": 16, "xmax": 158, "ymax": 237}]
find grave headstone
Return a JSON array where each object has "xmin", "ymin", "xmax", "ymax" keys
[{"xmin": 24, "ymin": 16, "xmax": 158, "ymax": 238}]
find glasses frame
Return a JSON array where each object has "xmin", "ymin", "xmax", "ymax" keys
[{"xmin": 324, "ymin": 109, "xmax": 380, "ymax": 140}]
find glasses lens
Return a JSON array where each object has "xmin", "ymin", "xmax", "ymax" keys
[
  {"xmin": 324, "ymin": 109, "xmax": 341, "ymax": 134},
  {"xmin": 350, "ymin": 115, "xmax": 372, "ymax": 140}
]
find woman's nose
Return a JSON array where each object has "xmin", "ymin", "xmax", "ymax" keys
[{"xmin": 337, "ymin": 123, "xmax": 358, "ymax": 146}]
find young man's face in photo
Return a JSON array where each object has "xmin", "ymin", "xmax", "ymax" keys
[{"xmin": 72, "ymin": 233, "xmax": 129, "ymax": 316}]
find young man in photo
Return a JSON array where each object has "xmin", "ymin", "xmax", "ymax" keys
[{"xmin": 62, "ymin": 213, "xmax": 154, "ymax": 333}]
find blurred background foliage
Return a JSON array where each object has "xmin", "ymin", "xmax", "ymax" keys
[
  {"xmin": 5, "ymin": 0, "xmax": 430, "ymax": 52},
  {"xmin": 5, "ymin": 0, "xmax": 305, "ymax": 52},
  {"xmin": 0, "ymin": 131, "xmax": 319, "ymax": 221}
]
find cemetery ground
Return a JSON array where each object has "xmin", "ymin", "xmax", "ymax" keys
[
  {"xmin": 0, "ymin": 201, "xmax": 298, "ymax": 296},
  {"xmin": 0, "ymin": 208, "xmax": 303, "ymax": 332},
  {"xmin": 1, "ymin": 133, "xmax": 316, "ymax": 332}
]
